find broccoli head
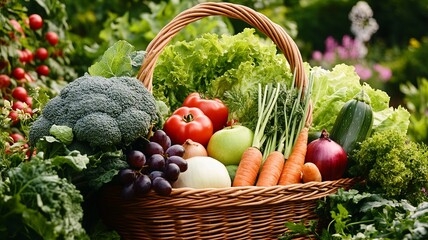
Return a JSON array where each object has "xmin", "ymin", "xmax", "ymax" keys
[{"xmin": 29, "ymin": 75, "xmax": 158, "ymax": 150}]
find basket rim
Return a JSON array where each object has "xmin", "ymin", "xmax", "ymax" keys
[
  {"xmin": 102, "ymin": 178, "xmax": 359, "ymax": 209},
  {"xmin": 136, "ymin": 2, "xmax": 308, "ymax": 98}
]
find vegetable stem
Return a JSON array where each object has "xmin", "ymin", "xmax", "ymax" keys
[{"xmin": 252, "ymin": 83, "xmax": 280, "ymax": 149}]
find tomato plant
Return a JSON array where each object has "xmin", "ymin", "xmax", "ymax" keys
[
  {"xmin": 163, "ymin": 106, "xmax": 214, "ymax": 146},
  {"xmin": 182, "ymin": 92, "xmax": 229, "ymax": 132},
  {"xmin": 28, "ymin": 14, "xmax": 43, "ymax": 30}
]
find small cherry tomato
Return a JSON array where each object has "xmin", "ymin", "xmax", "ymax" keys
[
  {"xmin": 29, "ymin": 14, "xmax": 43, "ymax": 30},
  {"xmin": 36, "ymin": 65, "xmax": 49, "ymax": 76},
  {"xmin": 45, "ymin": 31, "xmax": 59, "ymax": 45},
  {"xmin": 182, "ymin": 92, "xmax": 229, "ymax": 132},
  {"xmin": 23, "ymin": 49, "xmax": 33, "ymax": 62},
  {"xmin": 35, "ymin": 47, "xmax": 49, "ymax": 60},
  {"xmin": 24, "ymin": 96, "xmax": 32, "ymax": 107},
  {"xmin": 9, "ymin": 133, "xmax": 25, "ymax": 143},
  {"xmin": 0, "ymin": 74, "xmax": 11, "ymax": 88},
  {"xmin": 163, "ymin": 107, "xmax": 213, "ymax": 146},
  {"xmin": 8, "ymin": 111, "xmax": 19, "ymax": 125},
  {"xmin": 12, "ymin": 67, "xmax": 25, "ymax": 79},
  {"xmin": 12, "ymin": 101, "xmax": 26, "ymax": 110},
  {"xmin": 12, "ymin": 86, "xmax": 28, "ymax": 101}
]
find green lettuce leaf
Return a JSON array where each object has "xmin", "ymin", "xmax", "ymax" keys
[
  {"xmin": 152, "ymin": 28, "xmax": 294, "ymax": 111},
  {"xmin": 88, "ymin": 40, "xmax": 135, "ymax": 78},
  {"xmin": 310, "ymin": 64, "xmax": 410, "ymax": 134}
]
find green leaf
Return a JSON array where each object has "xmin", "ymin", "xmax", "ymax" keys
[
  {"xmin": 309, "ymin": 64, "xmax": 410, "ymax": 134},
  {"xmin": 88, "ymin": 40, "xmax": 135, "ymax": 78},
  {"xmin": 49, "ymin": 125, "xmax": 73, "ymax": 145},
  {"xmin": 50, "ymin": 150, "xmax": 89, "ymax": 172}
]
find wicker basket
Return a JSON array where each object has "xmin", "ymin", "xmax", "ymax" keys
[{"xmin": 100, "ymin": 2, "xmax": 356, "ymax": 239}]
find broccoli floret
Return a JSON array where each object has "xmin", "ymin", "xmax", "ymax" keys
[{"xmin": 29, "ymin": 75, "xmax": 158, "ymax": 151}]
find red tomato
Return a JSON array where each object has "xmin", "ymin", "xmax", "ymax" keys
[
  {"xmin": 36, "ymin": 65, "xmax": 49, "ymax": 76},
  {"xmin": 45, "ymin": 31, "xmax": 59, "ymax": 45},
  {"xmin": 182, "ymin": 92, "xmax": 229, "ymax": 132},
  {"xmin": 24, "ymin": 96, "xmax": 33, "ymax": 107},
  {"xmin": 18, "ymin": 50, "xmax": 28, "ymax": 63},
  {"xmin": 163, "ymin": 107, "xmax": 213, "ymax": 146},
  {"xmin": 12, "ymin": 67, "xmax": 25, "ymax": 79},
  {"xmin": 35, "ymin": 47, "xmax": 49, "ymax": 60},
  {"xmin": 12, "ymin": 87, "xmax": 28, "ymax": 101},
  {"xmin": 29, "ymin": 14, "xmax": 43, "ymax": 30},
  {"xmin": 8, "ymin": 111, "xmax": 19, "ymax": 125},
  {"xmin": 0, "ymin": 74, "xmax": 11, "ymax": 88},
  {"xmin": 12, "ymin": 101, "xmax": 26, "ymax": 110},
  {"xmin": 23, "ymin": 49, "xmax": 33, "ymax": 62},
  {"xmin": 10, "ymin": 133, "xmax": 24, "ymax": 143}
]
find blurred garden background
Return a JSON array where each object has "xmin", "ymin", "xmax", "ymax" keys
[{"xmin": 1, "ymin": 0, "xmax": 428, "ymax": 144}]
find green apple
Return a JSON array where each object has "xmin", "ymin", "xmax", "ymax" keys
[{"xmin": 207, "ymin": 125, "xmax": 253, "ymax": 165}]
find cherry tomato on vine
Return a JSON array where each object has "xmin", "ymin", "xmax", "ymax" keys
[
  {"xmin": 45, "ymin": 31, "xmax": 59, "ymax": 45},
  {"xmin": 29, "ymin": 14, "xmax": 43, "ymax": 30},
  {"xmin": 36, "ymin": 65, "xmax": 49, "ymax": 76},
  {"xmin": 8, "ymin": 111, "xmax": 19, "ymax": 125},
  {"xmin": 12, "ymin": 67, "xmax": 25, "ymax": 79},
  {"xmin": 12, "ymin": 101, "xmax": 26, "ymax": 111},
  {"xmin": 182, "ymin": 92, "xmax": 229, "ymax": 132},
  {"xmin": 35, "ymin": 47, "xmax": 49, "ymax": 60},
  {"xmin": 9, "ymin": 133, "xmax": 24, "ymax": 143},
  {"xmin": 12, "ymin": 87, "xmax": 28, "ymax": 102},
  {"xmin": 0, "ymin": 74, "xmax": 11, "ymax": 88},
  {"xmin": 163, "ymin": 106, "xmax": 213, "ymax": 147}
]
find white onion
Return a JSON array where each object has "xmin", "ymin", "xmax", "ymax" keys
[{"xmin": 173, "ymin": 156, "xmax": 231, "ymax": 189}]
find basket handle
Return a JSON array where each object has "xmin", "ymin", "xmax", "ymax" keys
[{"xmin": 137, "ymin": 2, "xmax": 307, "ymax": 93}]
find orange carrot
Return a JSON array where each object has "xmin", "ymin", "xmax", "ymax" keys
[
  {"xmin": 232, "ymin": 147, "xmax": 263, "ymax": 187},
  {"xmin": 256, "ymin": 151, "xmax": 285, "ymax": 186},
  {"xmin": 302, "ymin": 162, "xmax": 322, "ymax": 183},
  {"xmin": 278, "ymin": 127, "xmax": 309, "ymax": 185}
]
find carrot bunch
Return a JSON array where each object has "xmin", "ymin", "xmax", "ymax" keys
[{"xmin": 233, "ymin": 73, "xmax": 317, "ymax": 187}]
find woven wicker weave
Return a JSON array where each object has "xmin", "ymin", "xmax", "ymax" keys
[{"xmin": 101, "ymin": 2, "xmax": 356, "ymax": 239}]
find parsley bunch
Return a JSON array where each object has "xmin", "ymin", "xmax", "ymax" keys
[{"xmin": 349, "ymin": 130, "xmax": 428, "ymax": 205}]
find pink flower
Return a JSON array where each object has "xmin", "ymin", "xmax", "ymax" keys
[
  {"xmin": 354, "ymin": 64, "xmax": 372, "ymax": 80},
  {"xmin": 336, "ymin": 46, "xmax": 349, "ymax": 60},
  {"xmin": 312, "ymin": 50, "xmax": 323, "ymax": 61},
  {"xmin": 342, "ymin": 35, "xmax": 354, "ymax": 49},
  {"xmin": 373, "ymin": 64, "xmax": 392, "ymax": 81},
  {"xmin": 325, "ymin": 36, "xmax": 338, "ymax": 52},
  {"xmin": 323, "ymin": 51, "xmax": 336, "ymax": 64}
]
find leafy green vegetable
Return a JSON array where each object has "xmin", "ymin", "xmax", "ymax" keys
[
  {"xmin": 0, "ymin": 159, "xmax": 89, "ymax": 239},
  {"xmin": 309, "ymin": 64, "xmax": 410, "ymax": 134},
  {"xmin": 152, "ymin": 28, "xmax": 295, "ymax": 114},
  {"xmin": 349, "ymin": 130, "xmax": 428, "ymax": 205},
  {"xmin": 29, "ymin": 75, "xmax": 158, "ymax": 152},
  {"xmin": 49, "ymin": 124, "xmax": 74, "ymax": 145},
  {"xmin": 401, "ymin": 78, "xmax": 428, "ymax": 143},
  {"xmin": 279, "ymin": 189, "xmax": 428, "ymax": 240},
  {"xmin": 88, "ymin": 40, "xmax": 145, "ymax": 78}
]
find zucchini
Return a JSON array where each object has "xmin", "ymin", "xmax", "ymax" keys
[{"xmin": 330, "ymin": 90, "xmax": 373, "ymax": 154}]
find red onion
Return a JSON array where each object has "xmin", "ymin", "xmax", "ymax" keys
[{"xmin": 305, "ymin": 129, "xmax": 347, "ymax": 181}]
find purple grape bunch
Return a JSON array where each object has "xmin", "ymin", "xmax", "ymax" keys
[{"xmin": 118, "ymin": 130, "xmax": 187, "ymax": 198}]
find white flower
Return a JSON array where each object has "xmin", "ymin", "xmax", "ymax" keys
[{"xmin": 349, "ymin": 1, "xmax": 379, "ymax": 42}]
